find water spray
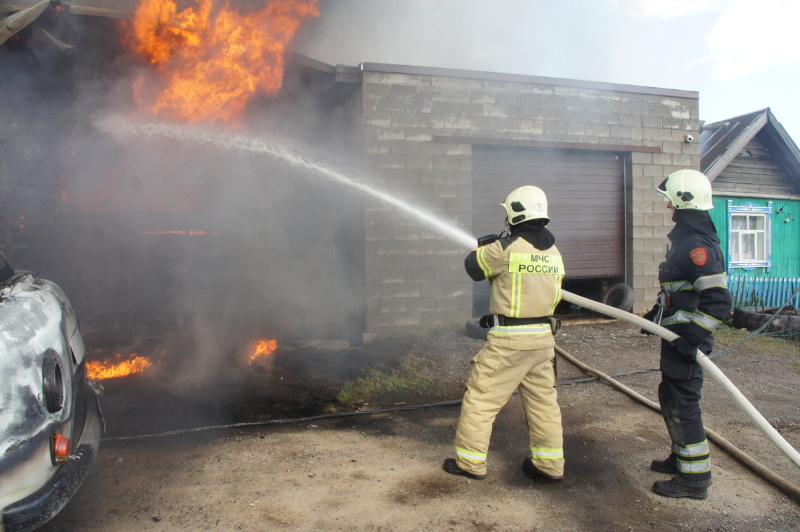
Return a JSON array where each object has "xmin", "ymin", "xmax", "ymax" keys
[
  {"xmin": 93, "ymin": 114, "xmax": 477, "ymax": 249},
  {"xmin": 96, "ymin": 115, "xmax": 800, "ymax": 470}
]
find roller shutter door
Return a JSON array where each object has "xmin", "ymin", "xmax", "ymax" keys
[{"xmin": 472, "ymin": 144, "xmax": 625, "ymax": 289}]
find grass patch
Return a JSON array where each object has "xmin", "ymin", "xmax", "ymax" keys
[
  {"xmin": 336, "ymin": 355, "xmax": 436, "ymax": 406},
  {"xmin": 714, "ymin": 326, "xmax": 800, "ymax": 362}
]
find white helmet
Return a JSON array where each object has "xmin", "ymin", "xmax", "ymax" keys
[
  {"xmin": 501, "ymin": 186, "xmax": 549, "ymax": 225},
  {"xmin": 657, "ymin": 169, "xmax": 713, "ymax": 211}
]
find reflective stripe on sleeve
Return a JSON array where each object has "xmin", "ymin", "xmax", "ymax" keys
[
  {"xmin": 694, "ymin": 273, "xmax": 728, "ymax": 292},
  {"xmin": 455, "ymin": 446, "xmax": 487, "ymax": 465},
  {"xmin": 691, "ymin": 310, "xmax": 723, "ymax": 332},
  {"xmin": 531, "ymin": 446, "xmax": 564, "ymax": 460},
  {"xmin": 476, "ymin": 247, "xmax": 492, "ymax": 279}
]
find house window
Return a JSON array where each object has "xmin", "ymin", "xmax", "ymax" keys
[{"xmin": 727, "ymin": 201, "xmax": 772, "ymax": 270}]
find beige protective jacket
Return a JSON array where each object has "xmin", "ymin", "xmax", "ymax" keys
[{"xmin": 468, "ymin": 235, "xmax": 564, "ymax": 349}]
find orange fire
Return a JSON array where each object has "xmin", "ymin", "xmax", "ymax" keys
[
  {"xmin": 86, "ymin": 353, "xmax": 153, "ymax": 380},
  {"xmin": 248, "ymin": 338, "xmax": 278, "ymax": 364},
  {"xmin": 128, "ymin": 0, "xmax": 319, "ymax": 123}
]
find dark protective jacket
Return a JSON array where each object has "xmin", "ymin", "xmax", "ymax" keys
[{"xmin": 655, "ymin": 210, "xmax": 732, "ymax": 378}]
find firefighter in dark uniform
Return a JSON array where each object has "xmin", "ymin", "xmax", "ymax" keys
[
  {"xmin": 443, "ymin": 185, "xmax": 565, "ymax": 482},
  {"xmin": 643, "ymin": 169, "xmax": 732, "ymax": 499}
]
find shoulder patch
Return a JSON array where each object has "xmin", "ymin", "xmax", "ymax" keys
[{"xmin": 689, "ymin": 247, "xmax": 708, "ymax": 266}]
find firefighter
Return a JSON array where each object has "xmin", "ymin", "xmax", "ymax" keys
[
  {"xmin": 643, "ymin": 169, "xmax": 732, "ymax": 499},
  {"xmin": 443, "ymin": 185, "xmax": 565, "ymax": 481}
]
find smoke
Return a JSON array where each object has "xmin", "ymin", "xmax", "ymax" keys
[
  {"xmin": 290, "ymin": 0, "xmax": 607, "ymax": 80},
  {"xmin": 0, "ymin": 4, "xmax": 364, "ymax": 391}
]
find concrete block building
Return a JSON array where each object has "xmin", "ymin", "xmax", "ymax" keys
[{"xmin": 308, "ymin": 60, "xmax": 701, "ymax": 338}]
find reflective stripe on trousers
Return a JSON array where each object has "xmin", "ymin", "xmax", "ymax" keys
[
  {"xmin": 454, "ymin": 340, "xmax": 563, "ymax": 478},
  {"xmin": 531, "ymin": 446, "xmax": 564, "ymax": 460},
  {"xmin": 674, "ymin": 440, "xmax": 711, "ymax": 474},
  {"xmin": 658, "ymin": 375, "xmax": 712, "ymax": 487},
  {"xmin": 455, "ymin": 446, "xmax": 487, "ymax": 465}
]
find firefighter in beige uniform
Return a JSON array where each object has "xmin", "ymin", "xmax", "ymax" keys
[{"xmin": 443, "ymin": 186, "xmax": 565, "ymax": 481}]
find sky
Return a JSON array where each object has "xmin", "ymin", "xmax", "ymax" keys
[{"xmin": 292, "ymin": 0, "xmax": 800, "ymax": 141}]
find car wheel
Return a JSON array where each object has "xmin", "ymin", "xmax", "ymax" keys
[
  {"xmin": 465, "ymin": 318, "xmax": 488, "ymax": 340},
  {"xmin": 602, "ymin": 283, "xmax": 635, "ymax": 312}
]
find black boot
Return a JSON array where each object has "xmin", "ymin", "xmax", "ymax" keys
[
  {"xmin": 521, "ymin": 457, "xmax": 563, "ymax": 481},
  {"xmin": 650, "ymin": 454, "xmax": 678, "ymax": 474},
  {"xmin": 442, "ymin": 458, "xmax": 485, "ymax": 480},
  {"xmin": 652, "ymin": 478, "xmax": 708, "ymax": 500}
]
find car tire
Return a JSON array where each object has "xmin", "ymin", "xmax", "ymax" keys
[
  {"xmin": 464, "ymin": 318, "xmax": 488, "ymax": 340},
  {"xmin": 602, "ymin": 283, "xmax": 635, "ymax": 312}
]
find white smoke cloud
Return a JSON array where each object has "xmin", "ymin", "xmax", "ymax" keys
[
  {"xmin": 704, "ymin": 0, "xmax": 800, "ymax": 80},
  {"xmin": 607, "ymin": 0, "xmax": 728, "ymax": 19}
]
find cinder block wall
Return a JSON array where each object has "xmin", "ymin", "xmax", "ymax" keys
[{"xmin": 356, "ymin": 64, "xmax": 699, "ymax": 335}]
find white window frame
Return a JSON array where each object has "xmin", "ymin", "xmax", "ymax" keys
[{"xmin": 727, "ymin": 200, "xmax": 772, "ymax": 271}]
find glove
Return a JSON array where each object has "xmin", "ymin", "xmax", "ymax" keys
[
  {"xmin": 479, "ymin": 315, "xmax": 492, "ymax": 328},
  {"xmin": 640, "ymin": 307, "xmax": 658, "ymax": 336},
  {"xmin": 667, "ymin": 336, "xmax": 699, "ymax": 363}
]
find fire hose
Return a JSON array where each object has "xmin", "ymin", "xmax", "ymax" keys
[
  {"xmin": 560, "ymin": 289, "xmax": 800, "ymax": 471},
  {"xmin": 100, "ymin": 297, "xmax": 800, "ymax": 499},
  {"xmin": 554, "ymin": 344, "xmax": 800, "ymax": 501}
]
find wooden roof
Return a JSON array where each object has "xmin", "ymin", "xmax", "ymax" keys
[{"xmin": 701, "ymin": 108, "xmax": 800, "ymax": 186}]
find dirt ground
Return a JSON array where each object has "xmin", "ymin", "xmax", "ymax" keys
[{"xmin": 40, "ymin": 318, "xmax": 800, "ymax": 531}]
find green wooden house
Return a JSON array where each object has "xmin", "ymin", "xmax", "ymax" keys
[{"xmin": 701, "ymin": 109, "xmax": 800, "ymax": 308}]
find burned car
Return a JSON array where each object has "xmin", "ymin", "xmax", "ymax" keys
[{"xmin": 0, "ymin": 256, "xmax": 102, "ymax": 532}]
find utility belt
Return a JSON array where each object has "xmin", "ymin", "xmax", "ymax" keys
[{"xmin": 479, "ymin": 314, "xmax": 561, "ymax": 335}]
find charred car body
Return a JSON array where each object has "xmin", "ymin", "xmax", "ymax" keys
[{"xmin": 0, "ymin": 255, "xmax": 102, "ymax": 532}]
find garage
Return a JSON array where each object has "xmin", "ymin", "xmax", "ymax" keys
[
  {"xmin": 470, "ymin": 144, "xmax": 626, "ymax": 314},
  {"xmin": 472, "ymin": 144, "xmax": 625, "ymax": 278}
]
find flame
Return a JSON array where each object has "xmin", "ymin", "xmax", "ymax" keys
[
  {"xmin": 86, "ymin": 353, "xmax": 153, "ymax": 380},
  {"xmin": 248, "ymin": 338, "xmax": 277, "ymax": 364},
  {"xmin": 128, "ymin": 0, "xmax": 319, "ymax": 123}
]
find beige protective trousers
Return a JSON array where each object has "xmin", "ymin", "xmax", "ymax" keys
[{"xmin": 454, "ymin": 336, "xmax": 564, "ymax": 478}]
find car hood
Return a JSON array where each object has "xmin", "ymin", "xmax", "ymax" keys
[{"xmin": 0, "ymin": 273, "xmax": 75, "ymax": 467}]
